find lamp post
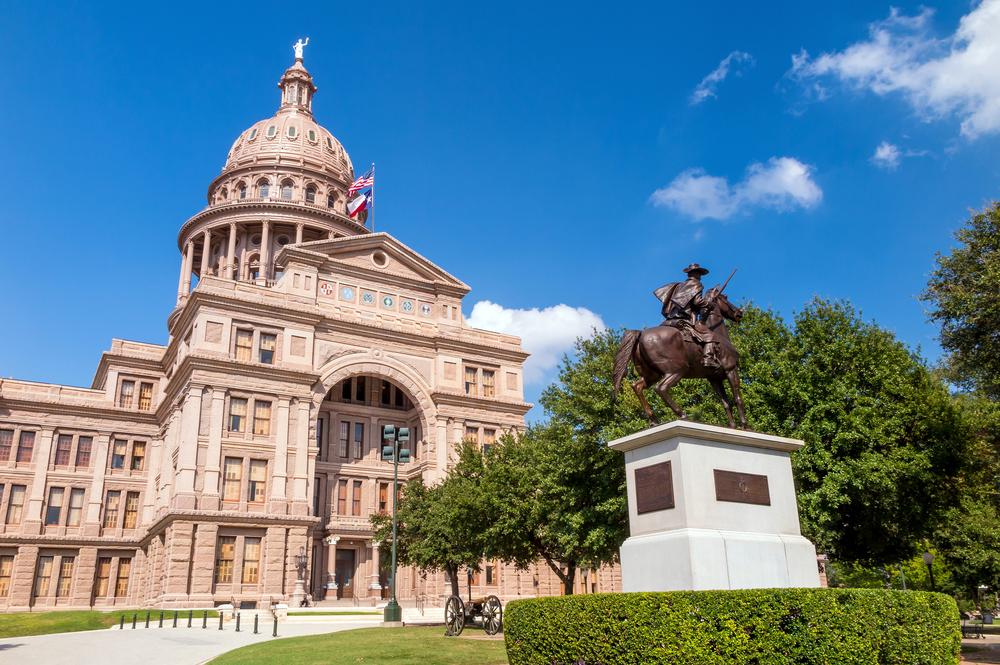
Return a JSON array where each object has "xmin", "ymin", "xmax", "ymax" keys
[
  {"xmin": 922, "ymin": 552, "xmax": 936, "ymax": 592},
  {"xmin": 291, "ymin": 546, "xmax": 308, "ymax": 607},
  {"xmin": 381, "ymin": 424, "xmax": 411, "ymax": 624}
]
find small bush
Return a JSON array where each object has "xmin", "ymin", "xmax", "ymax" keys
[{"xmin": 503, "ymin": 588, "xmax": 960, "ymax": 665}]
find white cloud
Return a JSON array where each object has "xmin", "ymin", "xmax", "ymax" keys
[
  {"xmin": 790, "ymin": 1, "xmax": 1000, "ymax": 138},
  {"xmin": 871, "ymin": 141, "xmax": 902, "ymax": 170},
  {"xmin": 466, "ymin": 301, "xmax": 606, "ymax": 384},
  {"xmin": 690, "ymin": 51, "xmax": 754, "ymax": 105},
  {"xmin": 650, "ymin": 156, "xmax": 822, "ymax": 221}
]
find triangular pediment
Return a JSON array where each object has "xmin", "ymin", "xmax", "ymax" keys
[{"xmin": 276, "ymin": 232, "xmax": 470, "ymax": 294}]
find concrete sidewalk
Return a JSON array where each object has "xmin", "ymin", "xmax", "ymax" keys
[{"xmin": 0, "ymin": 619, "xmax": 377, "ymax": 665}]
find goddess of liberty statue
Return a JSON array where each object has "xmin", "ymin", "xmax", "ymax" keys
[{"xmin": 293, "ymin": 37, "xmax": 309, "ymax": 60}]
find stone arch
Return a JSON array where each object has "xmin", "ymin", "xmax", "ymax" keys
[{"xmin": 312, "ymin": 351, "xmax": 437, "ymax": 438}]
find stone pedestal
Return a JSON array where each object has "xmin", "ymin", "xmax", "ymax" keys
[{"xmin": 609, "ymin": 421, "xmax": 819, "ymax": 592}]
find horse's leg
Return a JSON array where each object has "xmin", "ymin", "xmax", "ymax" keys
[
  {"xmin": 653, "ymin": 373, "xmax": 686, "ymax": 420},
  {"xmin": 709, "ymin": 376, "xmax": 735, "ymax": 428},
  {"xmin": 631, "ymin": 378, "xmax": 657, "ymax": 425},
  {"xmin": 726, "ymin": 370, "xmax": 747, "ymax": 429}
]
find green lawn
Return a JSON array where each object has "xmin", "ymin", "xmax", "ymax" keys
[
  {"xmin": 0, "ymin": 609, "xmax": 218, "ymax": 638},
  {"xmin": 210, "ymin": 626, "xmax": 509, "ymax": 665}
]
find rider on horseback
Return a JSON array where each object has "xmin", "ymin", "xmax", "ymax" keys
[{"xmin": 653, "ymin": 263, "xmax": 721, "ymax": 370}]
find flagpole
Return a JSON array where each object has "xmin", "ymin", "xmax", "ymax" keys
[{"xmin": 370, "ymin": 162, "xmax": 375, "ymax": 233}]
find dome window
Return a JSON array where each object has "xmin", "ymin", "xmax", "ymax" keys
[
  {"xmin": 250, "ymin": 235, "xmax": 261, "ymax": 247},
  {"xmin": 266, "ymin": 125, "xmax": 277, "ymax": 139},
  {"xmin": 327, "ymin": 193, "xmax": 336, "ymax": 208},
  {"xmin": 287, "ymin": 125, "xmax": 298, "ymax": 139},
  {"xmin": 277, "ymin": 236, "xmax": 290, "ymax": 246},
  {"xmin": 248, "ymin": 128, "xmax": 258, "ymax": 141},
  {"xmin": 218, "ymin": 187, "xmax": 228, "ymax": 203},
  {"xmin": 280, "ymin": 180, "xmax": 294, "ymax": 200},
  {"xmin": 307, "ymin": 129, "xmax": 317, "ymax": 143},
  {"xmin": 238, "ymin": 183, "xmax": 247, "ymax": 199},
  {"xmin": 305, "ymin": 186, "xmax": 316, "ymax": 204},
  {"xmin": 325, "ymin": 137, "xmax": 334, "ymax": 150},
  {"xmin": 257, "ymin": 179, "xmax": 270, "ymax": 198}
]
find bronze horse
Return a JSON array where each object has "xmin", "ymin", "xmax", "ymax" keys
[{"xmin": 613, "ymin": 288, "xmax": 747, "ymax": 429}]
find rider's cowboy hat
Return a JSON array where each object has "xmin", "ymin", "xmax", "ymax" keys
[{"xmin": 682, "ymin": 263, "xmax": 710, "ymax": 277}]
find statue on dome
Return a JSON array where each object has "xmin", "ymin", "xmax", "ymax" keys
[{"xmin": 293, "ymin": 37, "xmax": 310, "ymax": 60}]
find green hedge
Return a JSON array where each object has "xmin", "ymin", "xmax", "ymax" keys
[{"xmin": 504, "ymin": 588, "xmax": 960, "ymax": 665}]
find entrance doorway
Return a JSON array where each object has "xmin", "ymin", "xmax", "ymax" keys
[{"xmin": 335, "ymin": 549, "xmax": 355, "ymax": 599}]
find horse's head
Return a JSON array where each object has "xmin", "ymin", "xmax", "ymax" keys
[{"xmin": 706, "ymin": 287, "xmax": 743, "ymax": 323}]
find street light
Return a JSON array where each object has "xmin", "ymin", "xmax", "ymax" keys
[
  {"xmin": 381, "ymin": 424, "xmax": 411, "ymax": 624},
  {"xmin": 922, "ymin": 552, "xmax": 936, "ymax": 592}
]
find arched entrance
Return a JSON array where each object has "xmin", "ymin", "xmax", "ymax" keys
[{"xmin": 308, "ymin": 355, "xmax": 436, "ymax": 603}]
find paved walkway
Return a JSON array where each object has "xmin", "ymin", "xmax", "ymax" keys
[{"xmin": 0, "ymin": 619, "xmax": 379, "ymax": 665}]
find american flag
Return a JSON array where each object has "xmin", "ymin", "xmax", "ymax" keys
[{"xmin": 348, "ymin": 167, "xmax": 374, "ymax": 197}]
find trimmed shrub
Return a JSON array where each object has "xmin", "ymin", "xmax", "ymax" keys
[{"xmin": 504, "ymin": 588, "xmax": 960, "ymax": 665}]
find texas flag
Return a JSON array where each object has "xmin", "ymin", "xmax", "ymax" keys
[{"xmin": 348, "ymin": 191, "xmax": 372, "ymax": 219}]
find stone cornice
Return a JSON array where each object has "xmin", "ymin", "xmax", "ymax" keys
[
  {"xmin": 91, "ymin": 352, "xmax": 166, "ymax": 391},
  {"xmin": 0, "ymin": 388, "xmax": 160, "ymax": 426},
  {"xmin": 139, "ymin": 509, "xmax": 321, "ymax": 546},
  {"xmin": 431, "ymin": 390, "xmax": 533, "ymax": 416},
  {"xmin": 0, "ymin": 532, "xmax": 143, "ymax": 548}
]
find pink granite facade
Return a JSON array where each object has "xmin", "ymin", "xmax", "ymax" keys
[{"xmin": 0, "ymin": 52, "xmax": 621, "ymax": 611}]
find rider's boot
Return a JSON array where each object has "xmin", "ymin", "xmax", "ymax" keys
[{"xmin": 703, "ymin": 343, "xmax": 722, "ymax": 369}]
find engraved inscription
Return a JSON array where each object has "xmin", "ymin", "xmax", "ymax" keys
[
  {"xmin": 635, "ymin": 461, "xmax": 674, "ymax": 514},
  {"xmin": 714, "ymin": 469, "xmax": 770, "ymax": 506}
]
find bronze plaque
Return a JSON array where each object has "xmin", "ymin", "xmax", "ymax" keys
[
  {"xmin": 714, "ymin": 469, "xmax": 771, "ymax": 505},
  {"xmin": 635, "ymin": 461, "xmax": 674, "ymax": 514}
]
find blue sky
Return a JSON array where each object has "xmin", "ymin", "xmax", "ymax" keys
[{"xmin": 2, "ymin": 1, "xmax": 999, "ymax": 415}]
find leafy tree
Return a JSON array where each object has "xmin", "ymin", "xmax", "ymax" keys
[
  {"xmin": 922, "ymin": 202, "xmax": 1000, "ymax": 399},
  {"xmin": 371, "ymin": 443, "xmax": 487, "ymax": 596}
]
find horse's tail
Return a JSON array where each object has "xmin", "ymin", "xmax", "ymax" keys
[{"xmin": 613, "ymin": 329, "xmax": 641, "ymax": 394}]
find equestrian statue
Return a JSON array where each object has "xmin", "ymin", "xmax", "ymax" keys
[{"xmin": 613, "ymin": 263, "xmax": 747, "ymax": 429}]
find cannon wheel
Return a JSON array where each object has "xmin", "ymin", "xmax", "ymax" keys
[
  {"xmin": 481, "ymin": 595, "xmax": 503, "ymax": 635},
  {"xmin": 444, "ymin": 595, "xmax": 465, "ymax": 636}
]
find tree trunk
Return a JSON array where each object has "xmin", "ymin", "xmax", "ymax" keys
[
  {"xmin": 447, "ymin": 565, "xmax": 460, "ymax": 597},
  {"xmin": 563, "ymin": 565, "xmax": 576, "ymax": 595}
]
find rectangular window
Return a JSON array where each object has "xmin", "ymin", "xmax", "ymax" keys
[
  {"xmin": 137, "ymin": 382, "xmax": 154, "ymax": 411},
  {"xmin": 339, "ymin": 421, "xmax": 349, "ymax": 458},
  {"xmin": 316, "ymin": 417, "xmax": 324, "ymax": 450},
  {"xmin": 123, "ymin": 491, "xmax": 140, "ymax": 529},
  {"xmin": 103, "ymin": 490, "xmax": 121, "ymax": 528},
  {"xmin": 337, "ymin": 479, "xmax": 347, "ymax": 515},
  {"xmin": 94, "ymin": 557, "xmax": 112, "ymax": 597},
  {"xmin": 75, "ymin": 436, "xmax": 92, "ymax": 467},
  {"xmin": 259, "ymin": 333, "xmax": 276, "ymax": 364},
  {"xmin": 118, "ymin": 380, "xmax": 135, "ymax": 408},
  {"xmin": 483, "ymin": 429, "xmax": 496, "ymax": 454},
  {"xmin": 6, "ymin": 485, "xmax": 25, "ymax": 525},
  {"xmin": 0, "ymin": 555, "xmax": 13, "ymax": 597},
  {"xmin": 53, "ymin": 434, "xmax": 72, "ymax": 466},
  {"xmin": 229, "ymin": 398, "xmax": 248, "ymax": 432},
  {"xmin": 223, "ymin": 457, "xmax": 242, "ymax": 502},
  {"xmin": 111, "ymin": 439, "xmax": 127, "ymax": 469},
  {"xmin": 248, "ymin": 460, "xmax": 267, "ymax": 503},
  {"xmin": 353, "ymin": 422, "xmax": 364, "ymax": 459},
  {"xmin": 215, "ymin": 536, "xmax": 235, "ymax": 584},
  {"xmin": 0, "ymin": 429, "xmax": 13, "ymax": 461},
  {"xmin": 464, "ymin": 367, "xmax": 478, "ymax": 396},
  {"xmin": 486, "ymin": 564, "xmax": 495, "ymax": 586},
  {"xmin": 56, "ymin": 557, "xmax": 74, "ymax": 597},
  {"xmin": 394, "ymin": 386, "xmax": 406, "ymax": 408},
  {"xmin": 45, "ymin": 486, "xmax": 64, "ymax": 526},
  {"xmin": 380, "ymin": 380, "xmax": 391, "ymax": 406},
  {"xmin": 130, "ymin": 442, "xmax": 146, "ymax": 471},
  {"xmin": 115, "ymin": 558, "xmax": 131, "ymax": 597},
  {"xmin": 235, "ymin": 329, "xmax": 253, "ymax": 362},
  {"xmin": 354, "ymin": 376, "xmax": 366, "ymax": 402},
  {"xmin": 482, "ymin": 370, "xmax": 496, "ymax": 398},
  {"xmin": 67, "ymin": 488, "xmax": 85, "ymax": 527},
  {"xmin": 341, "ymin": 380, "xmax": 351, "ymax": 401},
  {"xmin": 242, "ymin": 537, "xmax": 261, "ymax": 583},
  {"xmin": 16, "ymin": 431, "xmax": 35, "ymax": 463},
  {"xmin": 253, "ymin": 401, "xmax": 272, "ymax": 436},
  {"xmin": 378, "ymin": 482, "xmax": 388, "ymax": 514},
  {"xmin": 34, "ymin": 556, "xmax": 53, "ymax": 598},
  {"xmin": 465, "ymin": 426, "xmax": 478, "ymax": 443},
  {"xmin": 352, "ymin": 480, "xmax": 362, "ymax": 516}
]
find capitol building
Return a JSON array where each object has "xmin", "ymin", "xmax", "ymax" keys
[{"xmin": 0, "ymin": 49, "xmax": 620, "ymax": 611}]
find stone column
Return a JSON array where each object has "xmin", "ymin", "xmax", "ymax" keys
[
  {"xmin": 176, "ymin": 249, "xmax": 188, "ymax": 303},
  {"xmin": 24, "ymin": 428, "xmax": 54, "ymax": 534},
  {"xmin": 260, "ymin": 220, "xmax": 271, "ymax": 281},
  {"xmin": 202, "ymin": 388, "xmax": 225, "ymax": 511},
  {"xmin": 295, "ymin": 223, "xmax": 304, "ymax": 244},
  {"xmin": 181, "ymin": 241, "xmax": 194, "ymax": 296},
  {"xmin": 269, "ymin": 398, "xmax": 290, "ymax": 513},
  {"xmin": 141, "ymin": 435, "xmax": 162, "ymax": 526},
  {"xmin": 84, "ymin": 434, "xmax": 110, "ymax": 535},
  {"xmin": 8, "ymin": 545, "xmax": 38, "ymax": 610},
  {"xmin": 369, "ymin": 541, "xmax": 382, "ymax": 592},
  {"xmin": 158, "ymin": 410, "xmax": 180, "ymax": 510},
  {"xmin": 199, "ymin": 229, "xmax": 212, "ymax": 278},
  {"xmin": 174, "ymin": 385, "xmax": 204, "ymax": 509},
  {"xmin": 226, "ymin": 223, "xmax": 238, "ymax": 280},
  {"xmin": 292, "ymin": 400, "xmax": 310, "ymax": 512},
  {"xmin": 325, "ymin": 536, "xmax": 339, "ymax": 599}
]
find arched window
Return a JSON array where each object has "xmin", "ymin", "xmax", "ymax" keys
[
  {"xmin": 258, "ymin": 179, "xmax": 270, "ymax": 198},
  {"xmin": 327, "ymin": 193, "xmax": 336, "ymax": 209},
  {"xmin": 305, "ymin": 186, "xmax": 316, "ymax": 204},
  {"xmin": 218, "ymin": 187, "xmax": 228, "ymax": 203},
  {"xmin": 247, "ymin": 253, "xmax": 261, "ymax": 281},
  {"xmin": 280, "ymin": 180, "xmax": 294, "ymax": 200},
  {"xmin": 237, "ymin": 182, "xmax": 247, "ymax": 199}
]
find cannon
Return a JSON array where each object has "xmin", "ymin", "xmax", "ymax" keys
[{"xmin": 444, "ymin": 593, "xmax": 502, "ymax": 636}]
